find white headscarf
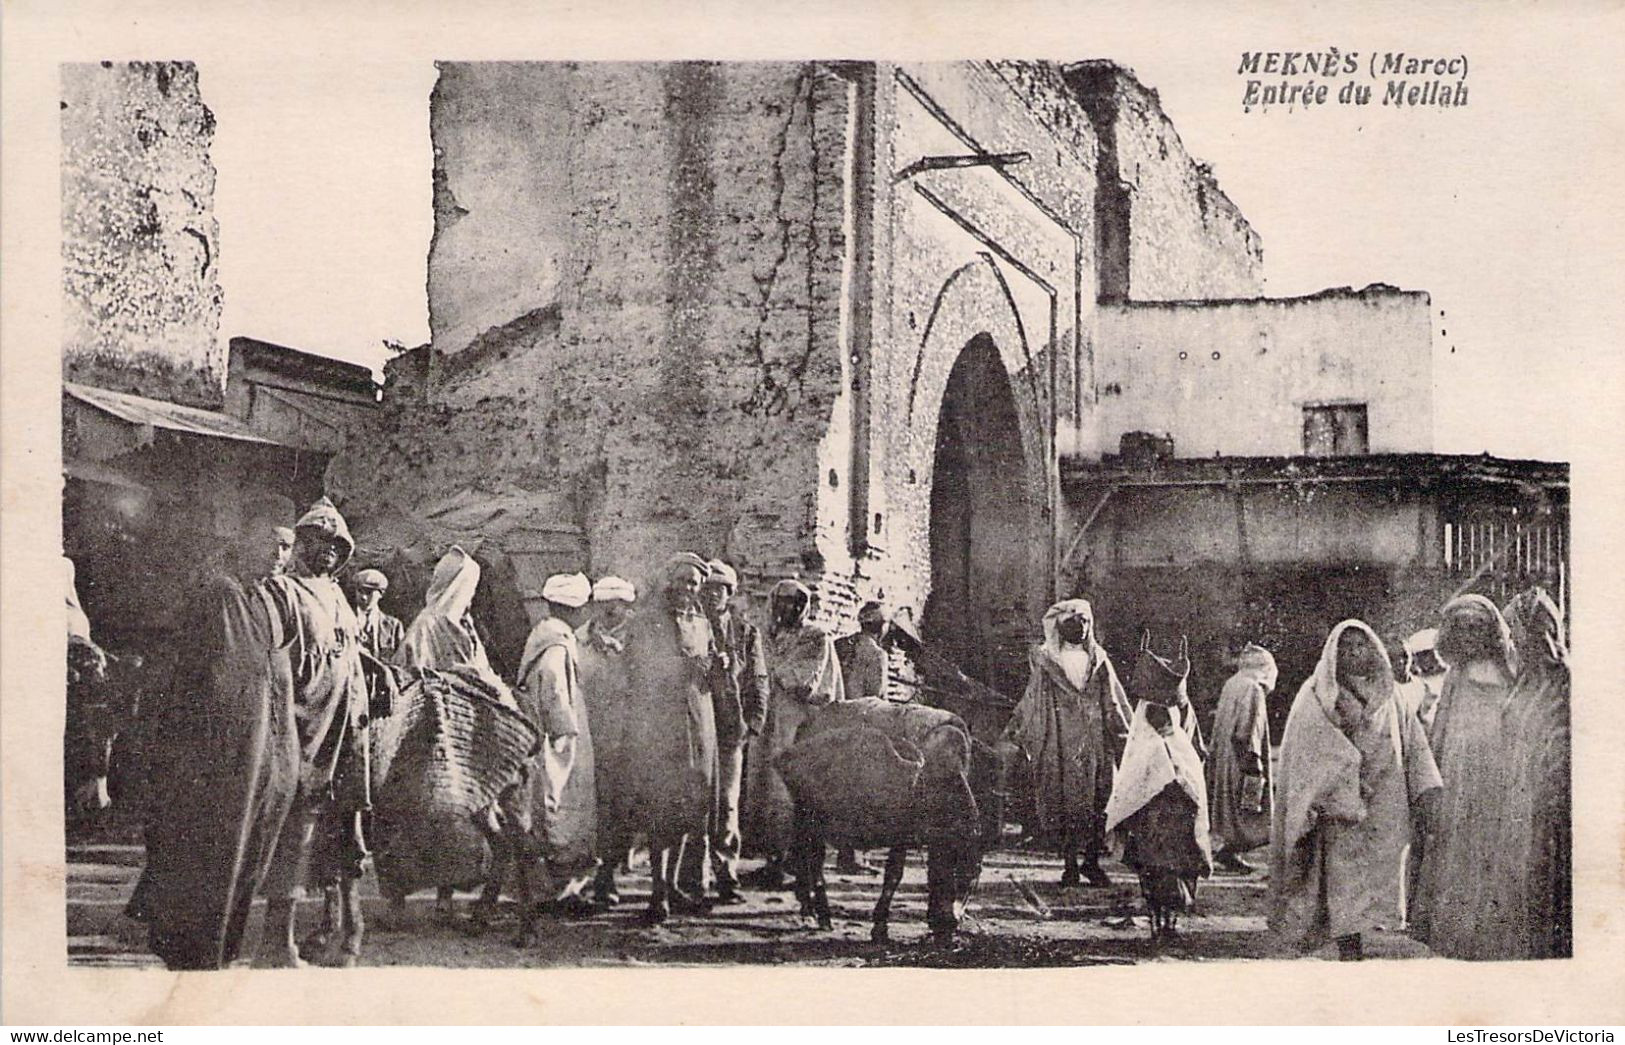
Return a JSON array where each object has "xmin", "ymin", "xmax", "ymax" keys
[
  {"xmin": 395, "ymin": 546, "xmax": 511, "ymax": 703},
  {"xmin": 1041, "ymin": 598, "xmax": 1102, "ymax": 690},
  {"xmin": 1234, "ymin": 642, "xmax": 1279, "ymax": 692},
  {"xmin": 424, "ymin": 546, "xmax": 481, "ymax": 621},
  {"xmin": 1271, "ymin": 618, "xmax": 1432, "ymax": 853},
  {"xmin": 1310, "ymin": 619, "xmax": 1397, "ymax": 723},
  {"xmin": 1105, "ymin": 699, "xmax": 1211, "ymax": 853}
]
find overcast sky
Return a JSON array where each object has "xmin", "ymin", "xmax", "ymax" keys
[{"xmin": 198, "ymin": 7, "xmax": 1619, "ymax": 464}]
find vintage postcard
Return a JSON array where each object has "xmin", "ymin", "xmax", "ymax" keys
[{"xmin": 3, "ymin": 0, "xmax": 1623, "ymax": 1027}]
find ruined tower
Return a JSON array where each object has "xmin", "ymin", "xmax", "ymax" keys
[{"xmin": 61, "ymin": 61, "xmax": 224, "ymax": 408}]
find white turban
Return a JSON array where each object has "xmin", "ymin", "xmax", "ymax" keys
[
  {"xmin": 592, "ymin": 575, "xmax": 636, "ymax": 603},
  {"xmin": 542, "ymin": 572, "xmax": 592, "ymax": 609}
]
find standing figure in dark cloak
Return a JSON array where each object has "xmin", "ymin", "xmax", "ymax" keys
[
  {"xmin": 125, "ymin": 575, "xmax": 298, "ymax": 970},
  {"xmin": 129, "ymin": 497, "xmax": 391, "ymax": 968},
  {"xmin": 1410, "ymin": 594, "xmax": 1520, "ymax": 959},
  {"xmin": 1106, "ymin": 632, "xmax": 1212, "ymax": 942},
  {"xmin": 619, "ymin": 553, "xmax": 720, "ymax": 923},
  {"xmin": 1496, "ymin": 587, "xmax": 1572, "ymax": 959},
  {"xmin": 1206, "ymin": 643, "xmax": 1277, "ymax": 873},
  {"xmin": 1001, "ymin": 598, "xmax": 1131, "ymax": 888}
]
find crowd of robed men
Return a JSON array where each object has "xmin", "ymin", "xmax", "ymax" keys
[
  {"xmin": 76, "ymin": 496, "xmax": 1572, "ymax": 967},
  {"xmin": 108, "ymin": 498, "xmax": 897, "ymax": 968}
]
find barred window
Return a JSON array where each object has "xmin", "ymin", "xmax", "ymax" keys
[{"xmin": 1303, "ymin": 402, "xmax": 1369, "ymax": 456}]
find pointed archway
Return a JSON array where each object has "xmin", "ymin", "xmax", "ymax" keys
[{"xmin": 922, "ymin": 332, "xmax": 1039, "ymax": 700}]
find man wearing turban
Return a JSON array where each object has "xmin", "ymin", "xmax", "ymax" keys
[
  {"xmin": 1001, "ymin": 598, "xmax": 1131, "ymax": 888},
  {"xmin": 578, "ymin": 575, "xmax": 639, "ymax": 907},
  {"xmin": 514, "ymin": 572, "xmax": 598, "ymax": 903},
  {"xmin": 1206, "ymin": 642, "xmax": 1279, "ymax": 873},
  {"xmin": 678, "ymin": 559, "xmax": 768, "ymax": 903},
  {"xmin": 741, "ymin": 578, "xmax": 844, "ymax": 890},
  {"xmin": 394, "ymin": 547, "xmax": 510, "ymax": 702},
  {"xmin": 618, "ymin": 553, "xmax": 720, "ymax": 922}
]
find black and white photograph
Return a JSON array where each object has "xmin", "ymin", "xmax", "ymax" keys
[{"xmin": 4, "ymin": 0, "xmax": 1623, "ymax": 1028}]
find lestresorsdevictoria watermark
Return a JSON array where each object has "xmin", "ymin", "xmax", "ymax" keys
[
  {"xmin": 1239, "ymin": 49, "xmax": 1469, "ymax": 112},
  {"xmin": 1445, "ymin": 1033, "xmax": 1615, "ymax": 1043}
]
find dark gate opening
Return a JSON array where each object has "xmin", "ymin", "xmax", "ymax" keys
[{"xmin": 922, "ymin": 334, "xmax": 1034, "ymax": 709}]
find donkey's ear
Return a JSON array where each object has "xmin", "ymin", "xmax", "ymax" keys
[
  {"xmin": 1179, "ymin": 635, "xmax": 1189, "ymax": 659},
  {"xmin": 1140, "ymin": 629, "xmax": 1152, "ymax": 652}
]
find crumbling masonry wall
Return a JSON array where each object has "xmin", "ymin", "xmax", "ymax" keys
[
  {"xmin": 1064, "ymin": 62, "xmax": 1262, "ymax": 303},
  {"xmin": 61, "ymin": 61, "xmax": 224, "ymax": 409},
  {"xmin": 859, "ymin": 62, "xmax": 1101, "ymax": 652},
  {"xmin": 330, "ymin": 62, "xmax": 852, "ymax": 596},
  {"xmin": 331, "ymin": 60, "xmax": 1275, "ymax": 665}
]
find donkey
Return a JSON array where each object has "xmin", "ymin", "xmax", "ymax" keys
[{"xmin": 778, "ymin": 697, "xmax": 1011, "ymax": 943}]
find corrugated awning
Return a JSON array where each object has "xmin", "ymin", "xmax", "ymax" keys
[{"xmin": 64, "ymin": 381, "xmax": 285, "ymax": 447}]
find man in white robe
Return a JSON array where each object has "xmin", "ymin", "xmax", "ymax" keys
[
  {"xmin": 516, "ymin": 572, "xmax": 598, "ymax": 901},
  {"xmin": 394, "ymin": 546, "xmax": 510, "ymax": 703},
  {"xmin": 1269, "ymin": 619, "xmax": 1442, "ymax": 960}
]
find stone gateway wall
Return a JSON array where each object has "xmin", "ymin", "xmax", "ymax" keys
[
  {"xmin": 334, "ymin": 61, "xmax": 1126, "ymax": 647},
  {"xmin": 61, "ymin": 61, "xmax": 224, "ymax": 409},
  {"xmin": 1063, "ymin": 61, "xmax": 1263, "ymax": 303},
  {"xmin": 332, "ymin": 59, "xmax": 1313, "ymax": 690},
  {"xmin": 332, "ymin": 62, "xmax": 852, "ymax": 599}
]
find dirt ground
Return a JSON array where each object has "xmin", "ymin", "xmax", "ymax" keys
[{"xmin": 68, "ymin": 841, "xmax": 1433, "ymax": 969}]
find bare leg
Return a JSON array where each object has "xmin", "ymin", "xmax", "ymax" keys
[
  {"xmin": 337, "ymin": 877, "xmax": 364, "ymax": 967},
  {"xmin": 645, "ymin": 840, "xmax": 671, "ymax": 926},
  {"xmin": 434, "ymin": 885, "xmax": 457, "ymax": 921},
  {"xmin": 870, "ymin": 847, "xmax": 908, "ymax": 943},
  {"xmin": 255, "ymin": 900, "xmax": 307, "ymax": 969},
  {"xmin": 670, "ymin": 833, "xmax": 712, "ymax": 914},
  {"xmin": 258, "ymin": 806, "xmax": 315, "ymax": 968},
  {"xmin": 510, "ymin": 845, "xmax": 537, "ymax": 947}
]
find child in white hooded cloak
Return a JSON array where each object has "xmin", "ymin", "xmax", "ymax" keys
[{"xmin": 1105, "ymin": 632, "xmax": 1212, "ymax": 942}]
